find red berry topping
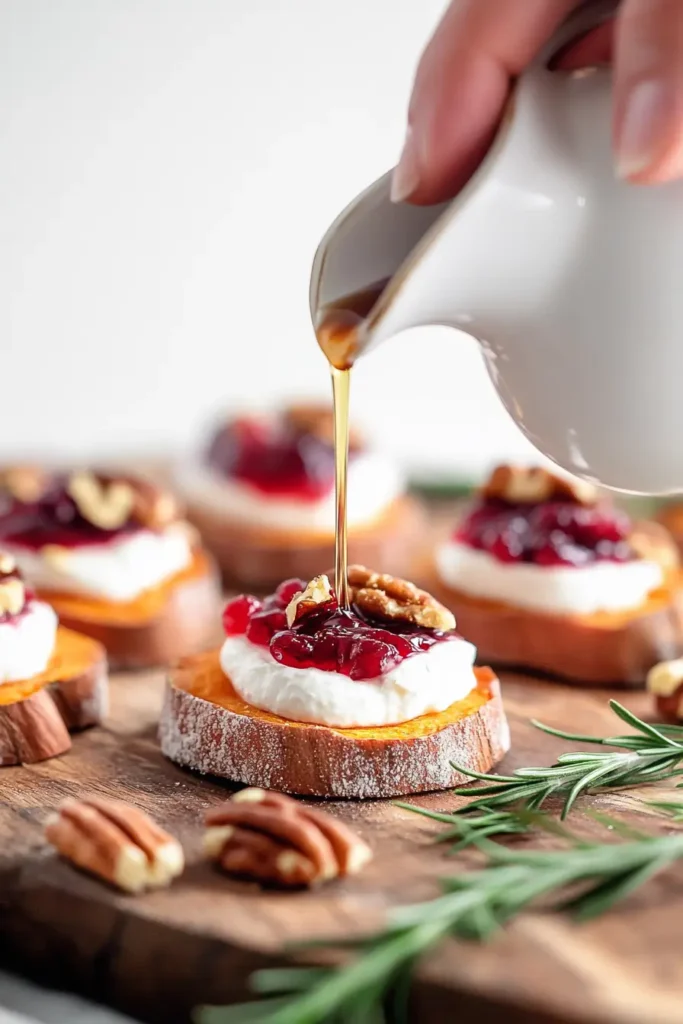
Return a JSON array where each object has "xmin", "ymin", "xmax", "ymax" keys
[
  {"xmin": 224, "ymin": 580, "xmax": 458, "ymax": 680},
  {"xmin": 206, "ymin": 415, "xmax": 348, "ymax": 501},
  {"xmin": 456, "ymin": 497, "xmax": 634, "ymax": 568},
  {"xmin": 274, "ymin": 578, "xmax": 307, "ymax": 606},
  {"xmin": 270, "ymin": 611, "xmax": 438, "ymax": 681},
  {"xmin": 222, "ymin": 594, "xmax": 262, "ymax": 635},
  {"xmin": 245, "ymin": 606, "xmax": 288, "ymax": 646},
  {"xmin": 0, "ymin": 472, "xmax": 143, "ymax": 550}
]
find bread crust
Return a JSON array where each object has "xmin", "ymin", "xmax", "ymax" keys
[
  {"xmin": 159, "ymin": 650, "xmax": 510, "ymax": 799},
  {"xmin": 0, "ymin": 626, "xmax": 107, "ymax": 765},
  {"xmin": 430, "ymin": 571, "xmax": 683, "ymax": 686}
]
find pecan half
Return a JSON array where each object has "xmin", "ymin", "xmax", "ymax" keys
[
  {"xmin": 67, "ymin": 472, "xmax": 135, "ymax": 531},
  {"xmin": 286, "ymin": 574, "xmax": 334, "ymax": 627},
  {"xmin": 482, "ymin": 464, "xmax": 598, "ymax": 506},
  {"xmin": 347, "ymin": 565, "xmax": 455, "ymax": 631},
  {"xmin": 45, "ymin": 796, "xmax": 184, "ymax": 893},
  {"xmin": 204, "ymin": 788, "xmax": 372, "ymax": 888}
]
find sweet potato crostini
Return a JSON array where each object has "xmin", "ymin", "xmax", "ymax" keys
[
  {"xmin": 175, "ymin": 404, "xmax": 424, "ymax": 588},
  {"xmin": 160, "ymin": 568, "xmax": 510, "ymax": 799},
  {"xmin": 0, "ymin": 467, "xmax": 221, "ymax": 667},
  {"xmin": 430, "ymin": 465, "xmax": 683, "ymax": 686},
  {"xmin": 0, "ymin": 554, "xmax": 107, "ymax": 765}
]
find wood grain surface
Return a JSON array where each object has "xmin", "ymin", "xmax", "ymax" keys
[{"xmin": 2, "ymin": 666, "xmax": 683, "ymax": 1024}]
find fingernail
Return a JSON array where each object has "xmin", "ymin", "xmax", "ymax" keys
[
  {"xmin": 391, "ymin": 128, "xmax": 420, "ymax": 203},
  {"xmin": 616, "ymin": 80, "xmax": 668, "ymax": 179}
]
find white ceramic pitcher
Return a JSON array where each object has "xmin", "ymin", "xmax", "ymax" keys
[{"xmin": 310, "ymin": 1, "xmax": 683, "ymax": 495}]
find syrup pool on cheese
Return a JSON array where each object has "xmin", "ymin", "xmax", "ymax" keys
[
  {"xmin": 436, "ymin": 465, "xmax": 664, "ymax": 616},
  {"xmin": 0, "ymin": 468, "xmax": 192, "ymax": 603},
  {"xmin": 219, "ymin": 570, "xmax": 478, "ymax": 729}
]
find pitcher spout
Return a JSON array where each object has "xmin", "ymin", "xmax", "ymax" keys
[
  {"xmin": 309, "ymin": 171, "xmax": 452, "ymax": 355},
  {"xmin": 310, "ymin": 67, "xmax": 584, "ymax": 362}
]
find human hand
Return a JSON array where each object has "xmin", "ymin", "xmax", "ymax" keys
[{"xmin": 392, "ymin": 0, "xmax": 683, "ymax": 204}]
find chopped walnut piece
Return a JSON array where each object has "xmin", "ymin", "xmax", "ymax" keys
[
  {"xmin": 0, "ymin": 465, "xmax": 50, "ymax": 503},
  {"xmin": 0, "ymin": 577, "xmax": 25, "ymax": 615},
  {"xmin": 286, "ymin": 574, "xmax": 335, "ymax": 627},
  {"xmin": 482, "ymin": 465, "xmax": 598, "ymax": 506},
  {"xmin": 204, "ymin": 787, "xmax": 372, "ymax": 888},
  {"xmin": 0, "ymin": 553, "xmax": 16, "ymax": 574},
  {"xmin": 45, "ymin": 796, "xmax": 184, "ymax": 893},
  {"xmin": 347, "ymin": 565, "xmax": 455, "ymax": 631},
  {"xmin": 67, "ymin": 472, "xmax": 135, "ymax": 531}
]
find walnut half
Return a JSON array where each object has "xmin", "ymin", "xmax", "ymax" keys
[
  {"xmin": 67, "ymin": 471, "xmax": 182, "ymax": 533},
  {"xmin": 482, "ymin": 464, "xmax": 598, "ymax": 506},
  {"xmin": 347, "ymin": 565, "xmax": 455, "ymax": 632},
  {"xmin": 67, "ymin": 472, "xmax": 135, "ymax": 531}
]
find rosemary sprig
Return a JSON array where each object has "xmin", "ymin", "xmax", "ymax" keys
[
  {"xmin": 648, "ymin": 799, "xmax": 683, "ymax": 822},
  {"xmin": 449, "ymin": 700, "xmax": 683, "ymax": 819},
  {"xmin": 196, "ymin": 702, "xmax": 683, "ymax": 1023},
  {"xmin": 196, "ymin": 823, "xmax": 683, "ymax": 1024},
  {"xmin": 394, "ymin": 803, "xmax": 535, "ymax": 851}
]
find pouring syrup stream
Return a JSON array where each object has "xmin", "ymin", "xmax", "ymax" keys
[
  {"xmin": 330, "ymin": 366, "xmax": 351, "ymax": 607},
  {"xmin": 315, "ymin": 280, "xmax": 389, "ymax": 609}
]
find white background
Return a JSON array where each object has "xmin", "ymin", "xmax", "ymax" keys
[{"xmin": 1, "ymin": 0, "xmax": 541, "ymax": 481}]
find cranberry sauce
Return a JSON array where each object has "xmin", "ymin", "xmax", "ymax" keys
[
  {"xmin": 206, "ymin": 415, "xmax": 359, "ymax": 501},
  {"xmin": 456, "ymin": 498, "xmax": 633, "ymax": 568},
  {"xmin": 223, "ymin": 578, "xmax": 458, "ymax": 682},
  {"xmin": 0, "ymin": 476, "xmax": 139, "ymax": 551}
]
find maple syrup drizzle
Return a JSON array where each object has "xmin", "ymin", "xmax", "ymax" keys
[
  {"xmin": 315, "ymin": 280, "xmax": 388, "ymax": 610},
  {"xmin": 331, "ymin": 366, "xmax": 350, "ymax": 607}
]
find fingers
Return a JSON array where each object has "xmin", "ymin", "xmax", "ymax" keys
[
  {"xmin": 392, "ymin": 0, "xmax": 579, "ymax": 205},
  {"xmin": 613, "ymin": 0, "xmax": 683, "ymax": 182},
  {"xmin": 552, "ymin": 20, "xmax": 614, "ymax": 69}
]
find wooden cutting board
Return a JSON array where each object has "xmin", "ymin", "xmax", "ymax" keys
[{"xmin": 2, "ymin": 666, "xmax": 683, "ymax": 1024}]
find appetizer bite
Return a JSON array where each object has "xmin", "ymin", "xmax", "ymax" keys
[
  {"xmin": 431, "ymin": 465, "xmax": 683, "ymax": 685},
  {"xmin": 0, "ymin": 553, "xmax": 107, "ymax": 765},
  {"xmin": 0, "ymin": 467, "xmax": 221, "ymax": 667},
  {"xmin": 160, "ymin": 566, "xmax": 510, "ymax": 799},
  {"xmin": 175, "ymin": 404, "xmax": 423, "ymax": 587}
]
